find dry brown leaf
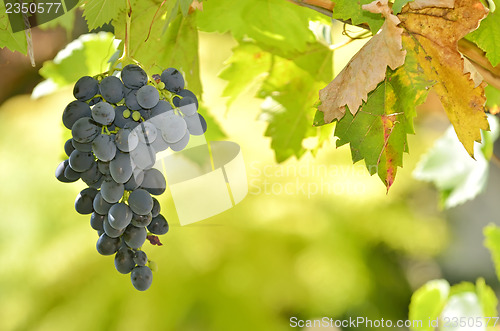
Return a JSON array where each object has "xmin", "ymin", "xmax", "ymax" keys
[
  {"xmin": 318, "ymin": 0, "xmax": 406, "ymax": 123},
  {"xmin": 189, "ymin": 0, "xmax": 203, "ymax": 12},
  {"xmin": 399, "ymin": 0, "xmax": 489, "ymax": 156},
  {"xmin": 463, "ymin": 57, "xmax": 483, "ymax": 88}
]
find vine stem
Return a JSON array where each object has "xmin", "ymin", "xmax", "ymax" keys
[
  {"xmin": 124, "ymin": 0, "xmax": 131, "ymax": 57},
  {"xmin": 284, "ymin": 0, "xmax": 500, "ymax": 91},
  {"xmin": 118, "ymin": 0, "xmax": 133, "ymax": 66}
]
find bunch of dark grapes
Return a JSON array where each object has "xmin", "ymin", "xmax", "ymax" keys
[{"xmin": 55, "ymin": 64, "xmax": 207, "ymax": 291}]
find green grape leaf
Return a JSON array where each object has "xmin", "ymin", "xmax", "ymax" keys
[
  {"xmin": 83, "ymin": 0, "xmax": 126, "ymax": 30},
  {"xmin": 259, "ymin": 57, "xmax": 333, "ymax": 162},
  {"xmin": 392, "ymin": 0, "xmax": 414, "ymax": 14},
  {"xmin": 413, "ymin": 115, "xmax": 499, "ymax": 208},
  {"xmin": 179, "ymin": 0, "xmax": 193, "ymax": 16},
  {"xmin": 484, "ymin": 225, "xmax": 500, "ymax": 282},
  {"xmin": 475, "ymin": 278, "xmax": 498, "ymax": 319},
  {"xmin": 466, "ymin": 0, "xmax": 500, "ymax": 66},
  {"xmin": 313, "ymin": 107, "xmax": 326, "ymax": 126},
  {"xmin": 220, "ymin": 41, "xmax": 332, "ymax": 108},
  {"xmin": 485, "ymin": 85, "xmax": 500, "ymax": 110},
  {"xmin": 158, "ymin": 12, "xmax": 201, "ymax": 95},
  {"xmin": 334, "ymin": 83, "xmax": 405, "ymax": 189},
  {"xmin": 197, "ymin": 0, "xmax": 320, "ymax": 53},
  {"xmin": 34, "ymin": 32, "xmax": 118, "ymax": 96},
  {"xmin": 219, "ymin": 37, "xmax": 333, "ymax": 161},
  {"xmin": 39, "ymin": 8, "xmax": 76, "ymax": 34},
  {"xmin": 448, "ymin": 281, "xmax": 476, "ymax": 297},
  {"xmin": 219, "ymin": 42, "xmax": 272, "ymax": 108},
  {"xmin": 331, "ymin": 0, "xmax": 384, "ymax": 34},
  {"xmin": 409, "ymin": 278, "xmax": 498, "ymax": 331},
  {"xmin": 161, "ymin": 0, "xmax": 186, "ymax": 32},
  {"xmin": 38, "ymin": 4, "xmax": 80, "ymax": 41},
  {"xmin": 163, "ymin": 0, "xmax": 193, "ymax": 24},
  {"xmin": 114, "ymin": 0, "xmax": 167, "ymax": 71},
  {"xmin": 409, "ymin": 279, "xmax": 450, "ymax": 331},
  {"xmin": 114, "ymin": 1, "xmax": 202, "ymax": 96},
  {"xmin": 256, "ymin": 41, "xmax": 333, "ymax": 84},
  {"xmin": 0, "ymin": 2, "xmax": 27, "ymax": 54},
  {"xmin": 334, "ymin": 51, "xmax": 432, "ymax": 189}
]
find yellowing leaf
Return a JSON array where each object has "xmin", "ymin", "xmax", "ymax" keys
[
  {"xmin": 334, "ymin": 49, "xmax": 432, "ymax": 189},
  {"xmin": 399, "ymin": 0, "xmax": 490, "ymax": 156},
  {"xmin": 318, "ymin": 0, "xmax": 406, "ymax": 123},
  {"xmin": 408, "ymin": 0, "xmax": 453, "ymax": 10}
]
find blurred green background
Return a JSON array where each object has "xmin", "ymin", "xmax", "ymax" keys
[{"xmin": 0, "ymin": 11, "xmax": 500, "ymax": 331}]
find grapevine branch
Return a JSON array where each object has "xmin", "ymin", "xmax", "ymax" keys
[
  {"xmin": 285, "ymin": 0, "xmax": 336, "ymax": 17},
  {"xmin": 285, "ymin": 0, "xmax": 500, "ymax": 91}
]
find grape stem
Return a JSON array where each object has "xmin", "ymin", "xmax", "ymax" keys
[
  {"xmin": 116, "ymin": 0, "xmax": 134, "ymax": 67},
  {"xmin": 121, "ymin": 190, "xmax": 131, "ymax": 203},
  {"xmin": 85, "ymin": 93, "xmax": 103, "ymax": 104},
  {"xmin": 101, "ymin": 125, "xmax": 111, "ymax": 135},
  {"xmin": 159, "ymin": 89, "xmax": 182, "ymax": 107}
]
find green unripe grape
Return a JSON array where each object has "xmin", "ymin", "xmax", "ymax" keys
[
  {"xmin": 148, "ymin": 260, "xmax": 158, "ymax": 272},
  {"xmin": 157, "ymin": 82, "xmax": 165, "ymax": 89},
  {"xmin": 132, "ymin": 111, "xmax": 141, "ymax": 122},
  {"xmin": 123, "ymin": 109, "xmax": 131, "ymax": 119}
]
